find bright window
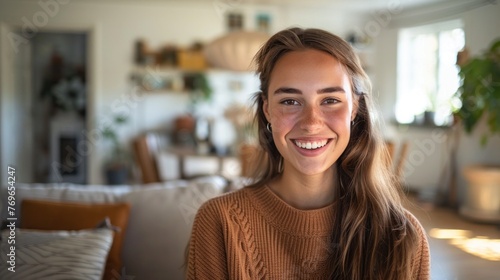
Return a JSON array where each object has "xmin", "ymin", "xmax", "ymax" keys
[{"xmin": 396, "ymin": 20, "xmax": 464, "ymax": 126}]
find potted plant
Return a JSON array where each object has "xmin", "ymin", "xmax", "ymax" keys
[
  {"xmin": 101, "ymin": 114, "xmax": 132, "ymax": 185},
  {"xmin": 423, "ymin": 89, "xmax": 438, "ymax": 126},
  {"xmin": 454, "ymin": 38, "xmax": 500, "ymax": 223}
]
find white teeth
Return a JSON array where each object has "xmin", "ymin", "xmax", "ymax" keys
[{"xmin": 294, "ymin": 140, "xmax": 328, "ymax": 150}]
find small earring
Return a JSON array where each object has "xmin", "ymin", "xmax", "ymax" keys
[
  {"xmin": 278, "ymin": 156, "xmax": 284, "ymax": 173},
  {"xmin": 351, "ymin": 120, "xmax": 355, "ymax": 126},
  {"xmin": 266, "ymin": 123, "xmax": 272, "ymax": 132}
]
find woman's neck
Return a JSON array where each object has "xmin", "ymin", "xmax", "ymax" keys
[{"xmin": 268, "ymin": 165, "xmax": 337, "ymax": 210}]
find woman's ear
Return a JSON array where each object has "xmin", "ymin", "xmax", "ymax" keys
[{"xmin": 263, "ymin": 98, "xmax": 271, "ymax": 123}]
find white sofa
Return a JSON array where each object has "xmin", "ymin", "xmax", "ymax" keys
[{"xmin": 0, "ymin": 175, "xmax": 247, "ymax": 280}]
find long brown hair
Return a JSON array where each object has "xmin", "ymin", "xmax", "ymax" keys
[{"xmin": 251, "ymin": 27, "xmax": 418, "ymax": 280}]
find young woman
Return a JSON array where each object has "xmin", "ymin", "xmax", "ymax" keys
[{"xmin": 186, "ymin": 27, "xmax": 430, "ymax": 280}]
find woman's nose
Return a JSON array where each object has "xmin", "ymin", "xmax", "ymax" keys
[{"xmin": 300, "ymin": 105, "xmax": 323, "ymax": 132}]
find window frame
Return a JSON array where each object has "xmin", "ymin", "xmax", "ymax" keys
[{"xmin": 396, "ymin": 19, "xmax": 464, "ymax": 126}]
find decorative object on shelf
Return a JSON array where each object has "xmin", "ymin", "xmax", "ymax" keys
[
  {"xmin": 135, "ymin": 39, "xmax": 148, "ymax": 65},
  {"xmin": 184, "ymin": 72, "xmax": 213, "ymax": 102},
  {"xmin": 453, "ymin": 38, "xmax": 500, "ymax": 223},
  {"xmin": 203, "ymin": 31, "xmax": 269, "ymax": 71},
  {"xmin": 177, "ymin": 42, "xmax": 208, "ymax": 71},
  {"xmin": 134, "ymin": 39, "xmax": 158, "ymax": 66},
  {"xmin": 130, "ymin": 68, "xmax": 213, "ymax": 97},
  {"xmin": 101, "ymin": 114, "xmax": 132, "ymax": 185},
  {"xmin": 173, "ymin": 114, "xmax": 197, "ymax": 148},
  {"xmin": 227, "ymin": 12, "xmax": 244, "ymax": 32},
  {"xmin": 256, "ymin": 13, "xmax": 271, "ymax": 33},
  {"xmin": 159, "ymin": 45, "xmax": 178, "ymax": 67},
  {"xmin": 133, "ymin": 39, "xmax": 206, "ymax": 70}
]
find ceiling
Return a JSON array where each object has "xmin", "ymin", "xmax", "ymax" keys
[
  {"xmin": 248, "ymin": 0, "xmax": 467, "ymax": 11},
  {"xmin": 57, "ymin": 0, "xmax": 495, "ymax": 13},
  {"xmin": 5, "ymin": 0, "xmax": 494, "ymax": 15}
]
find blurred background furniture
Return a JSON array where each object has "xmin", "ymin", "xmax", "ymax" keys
[
  {"xmin": 133, "ymin": 132, "xmax": 242, "ymax": 183},
  {"xmin": 385, "ymin": 140, "xmax": 410, "ymax": 185},
  {"xmin": 132, "ymin": 134, "xmax": 161, "ymax": 184}
]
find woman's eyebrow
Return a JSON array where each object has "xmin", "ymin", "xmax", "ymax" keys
[
  {"xmin": 318, "ymin": 86, "xmax": 345, "ymax": 94},
  {"xmin": 273, "ymin": 86, "xmax": 345, "ymax": 94},
  {"xmin": 274, "ymin": 87, "xmax": 302, "ymax": 94}
]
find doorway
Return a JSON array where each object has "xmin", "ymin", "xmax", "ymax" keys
[
  {"xmin": 32, "ymin": 32, "xmax": 88, "ymax": 184},
  {"xmin": 0, "ymin": 28, "xmax": 89, "ymax": 184}
]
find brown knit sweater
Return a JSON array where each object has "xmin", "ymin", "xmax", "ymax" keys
[{"xmin": 186, "ymin": 185, "xmax": 430, "ymax": 279}]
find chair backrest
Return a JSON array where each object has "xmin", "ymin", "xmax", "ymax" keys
[
  {"xmin": 394, "ymin": 141, "xmax": 410, "ymax": 181},
  {"xmin": 132, "ymin": 134, "xmax": 161, "ymax": 183},
  {"xmin": 384, "ymin": 140, "xmax": 410, "ymax": 185}
]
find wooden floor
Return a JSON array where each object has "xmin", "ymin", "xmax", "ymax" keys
[{"xmin": 406, "ymin": 196, "xmax": 500, "ymax": 280}]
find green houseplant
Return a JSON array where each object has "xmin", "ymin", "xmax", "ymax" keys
[
  {"xmin": 454, "ymin": 38, "xmax": 500, "ymax": 223},
  {"xmin": 101, "ymin": 114, "xmax": 132, "ymax": 185},
  {"xmin": 455, "ymin": 38, "xmax": 500, "ymax": 144}
]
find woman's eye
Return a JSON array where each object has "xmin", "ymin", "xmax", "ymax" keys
[
  {"xmin": 281, "ymin": 99, "xmax": 299, "ymax": 106},
  {"xmin": 323, "ymin": 98, "xmax": 340, "ymax": 104}
]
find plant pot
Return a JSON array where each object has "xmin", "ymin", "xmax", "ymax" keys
[
  {"xmin": 105, "ymin": 167, "xmax": 129, "ymax": 185},
  {"xmin": 424, "ymin": 111, "xmax": 435, "ymax": 126},
  {"xmin": 459, "ymin": 165, "xmax": 500, "ymax": 223}
]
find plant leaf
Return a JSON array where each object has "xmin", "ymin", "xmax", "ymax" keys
[
  {"xmin": 115, "ymin": 115, "xmax": 128, "ymax": 124},
  {"xmin": 456, "ymin": 38, "xmax": 500, "ymax": 142}
]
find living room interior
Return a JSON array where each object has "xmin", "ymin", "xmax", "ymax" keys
[{"xmin": 0, "ymin": 0, "xmax": 499, "ymax": 279}]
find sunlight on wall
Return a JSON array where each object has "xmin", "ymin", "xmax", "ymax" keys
[{"xmin": 430, "ymin": 228, "xmax": 500, "ymax": 261}]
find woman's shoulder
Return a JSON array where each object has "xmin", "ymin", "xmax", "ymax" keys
[
  {"xmin": 403, "ymin": 209, "xmax": 431, "ymax": 278},
  {"xmin": 403, "ymin": 209, "xmax": 431, "ymax": 262},
  {"xmin": 196, "ymin": 184, "xmax": 259, "ymax": 217},
  {"xmin": 403, "ymin": 209, "xmax": 427, "ymax": 236}
]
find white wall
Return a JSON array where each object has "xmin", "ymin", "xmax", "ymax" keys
[
  {"xmin": 0, "ymin": 24, "xmax": 32, "ymax": 185},
  {"xmin": 372, "ymin": 2, "xmax": 500, "ymax": 203},
  {"xmin": 0, "ymin": 0, "xmax": 366, "ymax": 184}
]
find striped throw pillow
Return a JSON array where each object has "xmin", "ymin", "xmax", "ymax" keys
[{"xmin": 0, "ymin": 228, "xmax": 113, "ymax": 279}]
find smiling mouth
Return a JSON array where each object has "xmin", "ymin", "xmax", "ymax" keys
[{"xmin": 293, "ymin": 139, "xmax": 329, "ymax": 150}]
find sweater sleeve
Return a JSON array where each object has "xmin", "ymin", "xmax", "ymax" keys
[
  {"xmin": 407, "ymin": 211, "xmax": 431, "ymax": 280},
  {"xmin": 186, "ymin": 200, "xmax": 228, "ymax": 280}
]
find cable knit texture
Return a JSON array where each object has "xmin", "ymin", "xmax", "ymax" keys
[{"xmin": 186, "ymin": 185, "xmax": 430, "ymax": 279}]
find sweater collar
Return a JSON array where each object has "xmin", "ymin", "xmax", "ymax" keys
[{"xmin": 245, "ymin": 185, "xmax": 336, "ymax": 236}]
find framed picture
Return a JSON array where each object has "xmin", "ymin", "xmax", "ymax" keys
[{"xmin": 256, "ymin": 13, "xmax": 271, "ymax": 33}]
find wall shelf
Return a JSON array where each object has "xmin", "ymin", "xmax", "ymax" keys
[{"xmin": 130, "ymin": 66, "xmax": 257, "ymax": 93}]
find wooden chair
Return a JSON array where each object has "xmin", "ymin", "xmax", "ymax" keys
[
  {"xmin": 385, "ymin": 140, "xmax": 410, "ymax": 184},
  {"xmin": 132, "ymin": 133, "xmax": 161, "ymax": 184},
  {"xmin": 394, "ymin": 141, "xmax": 410, "ymax": 182}
]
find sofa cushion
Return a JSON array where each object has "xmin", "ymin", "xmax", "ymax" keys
[
  {"xmin": 20, "ymin": 199, "xmax": 130, "ymax": 280},
  {"xmin": 0, "ymin": 175, "xmax": 230, "ymax": 280},
  {"xmin": 0, "ymin": 228, "xmax": 113, "ymax": 280},
  {"xmin": 120, "ymin": 176, "xmax": 228, "ymax": 279},
  {"xmin": 0, "ymin": 183, "xmax": 131, "ymax": 223}
]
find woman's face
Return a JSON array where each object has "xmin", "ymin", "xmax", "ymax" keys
[{"xmin": 264, "ymin": 49, "xmax": 357, "ymax": 176}]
